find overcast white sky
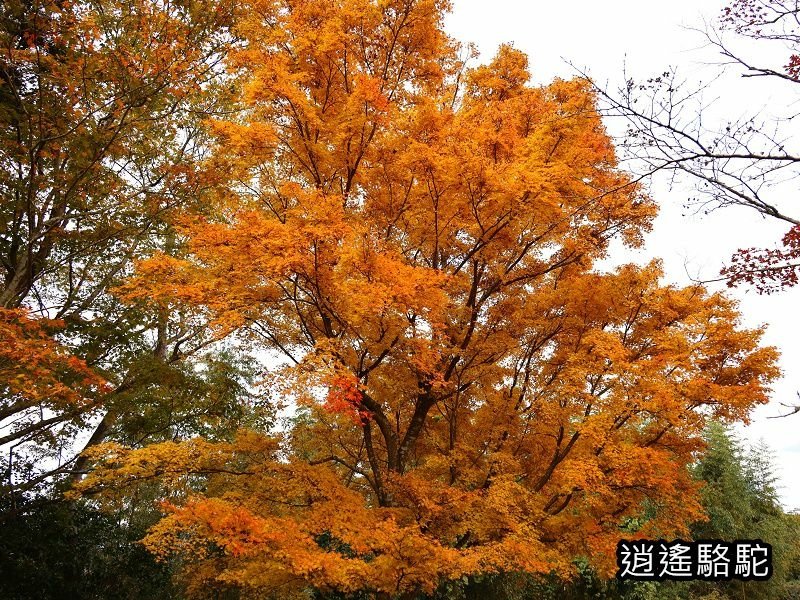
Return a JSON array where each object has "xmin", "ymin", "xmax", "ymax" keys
[{"xmin": 445, "ymin": 0, "xmax": 800, "ymax": 510}]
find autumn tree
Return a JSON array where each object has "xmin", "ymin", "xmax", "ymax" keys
[
  {"xmin": 589, "ymin": 0, "xmax": 800, "ymax": 293},
  {"xmin": 0, "ymin": 0, "xmax": 269, "ymax": 499},
  {"xmin": 75, "ymin": 0, "xmax": 780, "ymax": 597}
]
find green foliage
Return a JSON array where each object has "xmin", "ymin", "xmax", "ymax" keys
[
  {"xmin": 683, "ymin": 424, "xmax": 800, "ymax": 599},
  {"xmin": 105, "ymin": 349, "xmax": 274, "ymax": 446},
  {"xmin": 0, "ymin": 498, "xmax": 177, "ymax": 600}
]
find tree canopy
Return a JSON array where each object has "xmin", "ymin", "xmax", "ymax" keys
[
  {"xmin": 70, "ymin": 0, "xmax": 781, "ymax": 597},
  {"xmin": 0, "ymin": 0, "xmax": 794, "ymax": 599}
]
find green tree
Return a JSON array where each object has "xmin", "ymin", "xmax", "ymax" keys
[
  {"xmin": 0, "ymin": 0, "xmax": 268, "ymax": 502},
  {"xmin": 0, "ymin": 496, "xmax": 176, "ymax": 600},
  {"xmin": 686, "ymin": 424, "xmax": 799, "ymax": 599}
]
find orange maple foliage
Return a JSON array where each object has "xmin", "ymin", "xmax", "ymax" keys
[
  {"xmin": 76, "ymin": 0, "xmax": 781, "ymax": 597},
  {"xmin": 1, "ymin": 309, "xmax": 108, "ymax": 466}
]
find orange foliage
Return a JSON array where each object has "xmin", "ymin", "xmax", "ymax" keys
[
  {"xmin": 324, "ymin": 373, "xmax": 368, "ymax": 423},
  {"xmin": 0, "ymin": 309, "xmax": 107, "ymax": 448},
  {"xmin": 78, "ymin": 0, "xmax": 781, "ymax": 596}
]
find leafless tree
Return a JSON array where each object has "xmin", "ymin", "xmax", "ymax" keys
[{"xmin": 584, "ymin": 0, "xmax": 800, "ymax": 292}]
